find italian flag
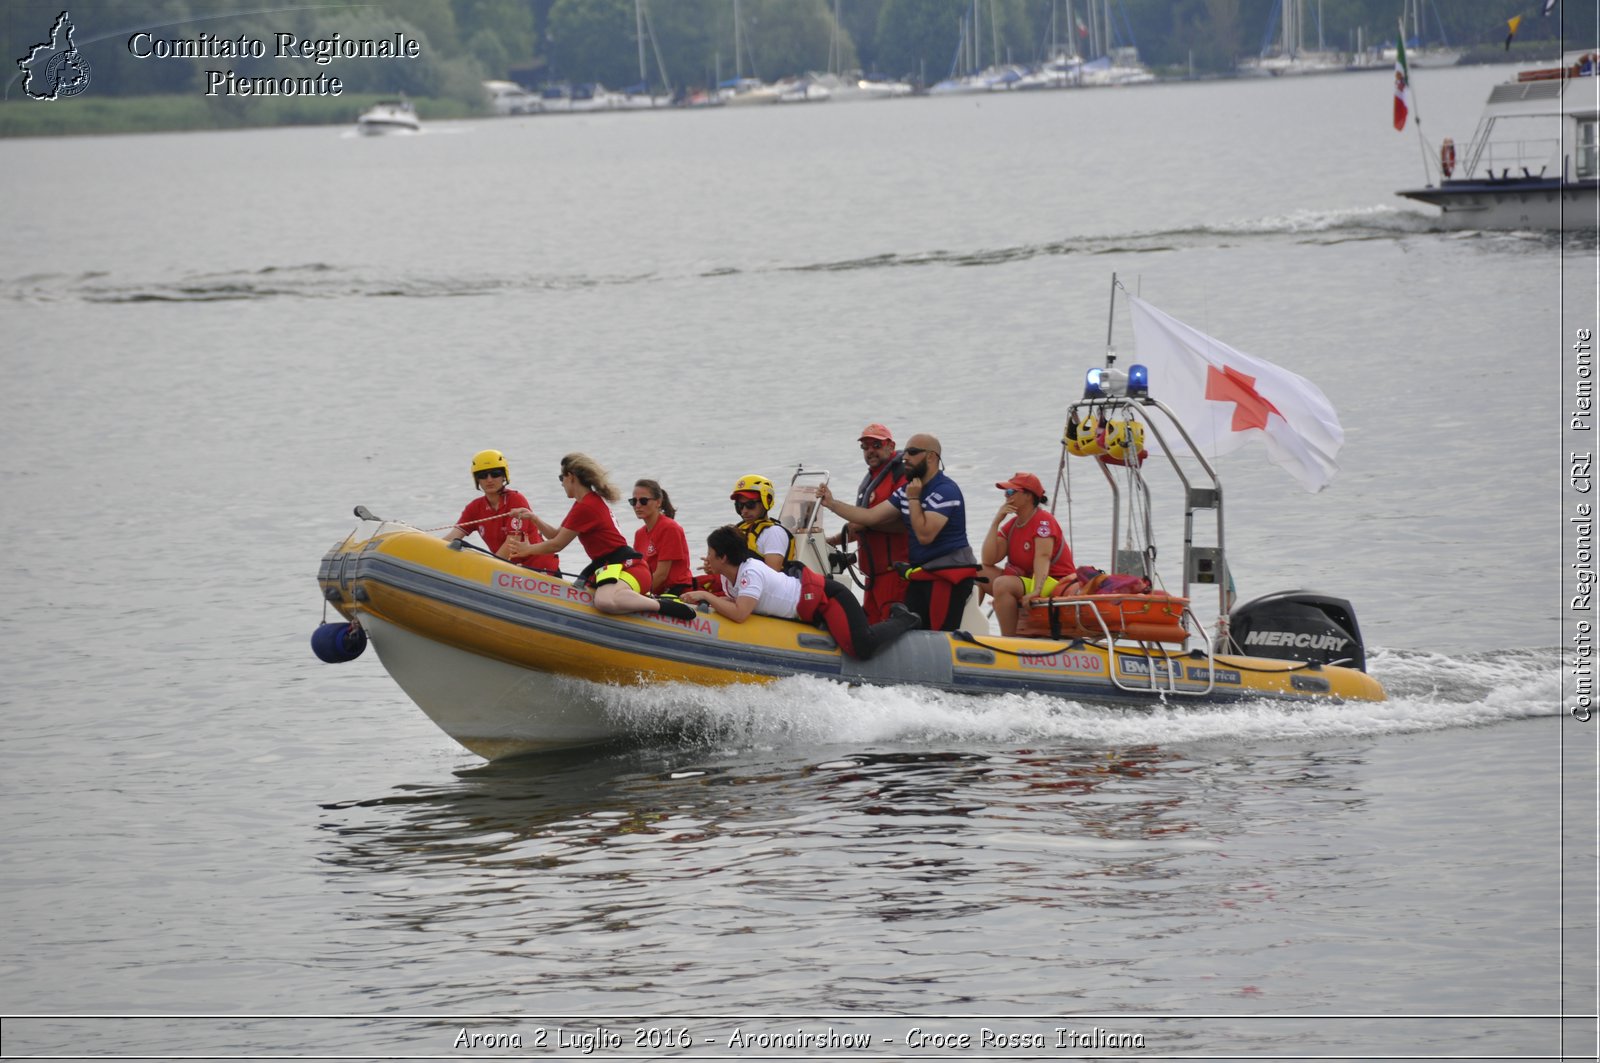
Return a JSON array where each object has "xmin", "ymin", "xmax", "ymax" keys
[{"xmin": 1392, "ymin": 28, "xmax": 1410, "ymax": 131}]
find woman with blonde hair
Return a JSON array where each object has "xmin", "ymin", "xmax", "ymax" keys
[{"xmin": 507, "ymin": 453, "xmax": 695, "ymax": 620}]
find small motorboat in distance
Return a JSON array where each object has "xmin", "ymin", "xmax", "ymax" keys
[
  {"xmin": 356, "ymin": 97, "xmax": 420, "ymax": 135},
  {"xmin": 311, "ymin": 277, "xmax": 1385, "ymax": 762}
]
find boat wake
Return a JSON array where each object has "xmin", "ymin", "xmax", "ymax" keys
[
  {"xmin": 4, "ymin": 262, "xmax": 659, "ymax": 304},
  {"xmin": 12, "ymin": 207, "xmax": 1575, "ymax": 306},
  {"xmin": 585, "ymin": 646, "xmax": 1565, "ymax": 753},
  {"xmin": 778, "ymin": 207, "xmax": 1569, "ymax": 274}
]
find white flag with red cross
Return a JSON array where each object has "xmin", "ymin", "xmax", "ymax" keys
[{"xmin": 1128, "ymin": 296, "xmax": 1344, "ymax": 493}]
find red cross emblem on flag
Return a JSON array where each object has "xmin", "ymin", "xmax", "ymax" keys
[{"xmin": 1205, "ymin": 364, "xmax": 1281, "ymax": 432}]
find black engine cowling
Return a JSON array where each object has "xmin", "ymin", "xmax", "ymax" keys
[{"xmin": 1224, "ymin": 591, "xmax": 1367, "ymax": 672}]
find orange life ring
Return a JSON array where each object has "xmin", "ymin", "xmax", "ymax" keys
[{"xmin": 1440, "ymin": 138, "xmax": 1456, "ymax": 178}]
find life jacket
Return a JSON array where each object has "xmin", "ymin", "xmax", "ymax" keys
[
  {"xmin": 856, "ymin": 453, "xmax": 905, "ymax": 508},
  {"xmin": 739, "ymin": 517, "xmax": 798, "ymax": 566},
  {"xmin": 854, "ymin": 455, "xmax": 910, "ymax": 576}
]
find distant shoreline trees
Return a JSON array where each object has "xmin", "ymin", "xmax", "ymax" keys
[{"xmin": 1, "ymin": 0, "xmax": 1589, "ymax": 108}]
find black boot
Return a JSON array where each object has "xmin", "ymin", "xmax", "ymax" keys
[
  {"xmin": 863, "ymin": 607, "xmax": 921, "ymax": 659},
  {"xmin": 888, "ymin": 601, "xmax": 924, "ymax": 628},
  {"xmin": 656, "ymin": 599, "xmax": 696, "ymax": 621}
]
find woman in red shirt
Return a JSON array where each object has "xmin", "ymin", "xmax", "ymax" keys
[
  {"xmin": 442, "ymin": 449, "xmax": 560, "ymax": 575},
  {"xmin": 979, "ymin": 472, "xmax": 1075, "ymax": 636},
  {"xmin": 629, "ymin": 479, "xmax": 694, "ymax": 597},
  {"xmin": 506, "ymin": 453, "xmax": 694, "ymax": 621}
]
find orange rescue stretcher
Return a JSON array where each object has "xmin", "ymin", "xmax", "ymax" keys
[{"xmin": 1020, "ymin": 591, "xmax": 1190, "ymax": 643}]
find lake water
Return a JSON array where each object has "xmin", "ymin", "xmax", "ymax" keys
[{"xmin": 1, "ymin": 64, "xmax": 1596, "ymax": 1059}]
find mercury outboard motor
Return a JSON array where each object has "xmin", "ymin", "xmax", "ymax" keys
[{"xmin": 1224, "ymin": 591, "xmax": 1367, "ymax": 672}]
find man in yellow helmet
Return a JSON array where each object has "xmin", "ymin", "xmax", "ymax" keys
[{"xmin": 728, "ymin": 474, "xmax": 797, "ymax": 572}]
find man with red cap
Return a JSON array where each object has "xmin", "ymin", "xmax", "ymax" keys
[
  {"xmin": 979, "ymin": 472, "xmax": 1076, "ymax": 636},
  {"xmin": 826, "ymin": 423, "xmax": 910, "ymax": 622}
]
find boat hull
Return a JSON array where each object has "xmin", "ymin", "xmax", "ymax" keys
[
  {"xmin": 357, "ymin": 121, "xmax": 419, "ymax": 135},
  {"xmin": 1398, "ymin": 179, "xmax": 1599, "ymax": 230},
  {"xmin": 318, "ymin": 529, "xmax": 1385, "ymax": 759}
]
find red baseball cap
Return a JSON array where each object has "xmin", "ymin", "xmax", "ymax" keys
[
  {"xmin": 995, "ymin": 472, "xmax": 1045, "ymax": 498},
  {"xmin": 858, "ymin": 423, "xmax": 893, "ymax": 443}
]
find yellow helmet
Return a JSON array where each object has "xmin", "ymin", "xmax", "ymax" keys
[
  {"xmin": 1103, "ymin": 419, "xmax": 1146, "ymax": 464},
  {"xmin": 1065, "ymin": 413, "xmax": 1104, "ymax": 457},
  {"xmin": 729, "ymin": 474, "xmax": 774, "ymax": 512},
  {"xmin": 470, "ymin": 449, "xmax": 509, "ymax": 485}
]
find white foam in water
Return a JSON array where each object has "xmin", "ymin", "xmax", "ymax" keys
[
  {"xmin": 585, "ymin": 646, "xmax": 1566, "ymax": 752},
  {"xmin": 1214, "ymin": 205, "xmax": 1417, "ymax": 235}
]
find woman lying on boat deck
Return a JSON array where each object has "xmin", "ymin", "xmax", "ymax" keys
[
  {"xmin": 681, "ymin": 526, "xmax": 919, "ymax": 660},
  {"xmin": 505, "ymin": 453, "xmax": 694, "ymax": 621}
]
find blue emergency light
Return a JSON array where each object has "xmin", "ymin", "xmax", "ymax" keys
[
  {"xmin": 1127, "ymin": 363, "xmax": 1149, "ymax": 397},
  {"xmin": 1084, "ymin": 364, "xmax": 1149, "ymax": 399}
]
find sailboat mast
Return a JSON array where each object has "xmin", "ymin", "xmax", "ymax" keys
[
  {"xmin": 635, "ymin": 0, "xmax": 647, "ymax": 84},
  {"xmin": 641, "ymin": 0, "xmax": 672, "ymax": 94},
  {"xmin": 990, "ymin": 0, "xmax": 1000, "ymax": 67},
  {"xmin": 971, "ymin": 0, "xmax": 979, "ymax": 71},
  {"xmin": 831, "ymin": 0, "xmax": 841, "ymax": 75}
]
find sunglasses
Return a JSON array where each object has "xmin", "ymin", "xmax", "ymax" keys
[
  {"xmin": 475, "ymin": 469, "xmax": 505, "ymax": 481},
  {"xmin": 903, "ymin": 447, "xmax": 929, "ymax": 457},
  {"xmin": 628, "ymin": 497, "xmax": 655, "ymax": 507},
  {"xmin": 1004, "ymin": 488, "xmax": 1018, "ymax": 497},
  {"xmin": 859, "ymin": 439, "xmax": 888, "ymax": 450},
  {"xmin": 733, "ymin": 499, "xmax": 763, "ymax": 511}
]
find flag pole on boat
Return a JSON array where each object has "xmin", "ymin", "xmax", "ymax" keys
[
  {"xmin": 1394, "ymin": 19, "xmax": 1434, "ymax": 186},
  {"xmin": 1104, "ymin": 271, "xmax": 1119, "ymax": 367}
]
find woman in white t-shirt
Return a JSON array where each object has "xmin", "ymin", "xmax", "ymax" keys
[{"xmin": 681, "ymin": 527, "xmax": 918, "ymax": 660}]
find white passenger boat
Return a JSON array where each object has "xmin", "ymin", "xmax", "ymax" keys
[
  {"xmin": 1397, "ymin": 52, "xmax": 1600, "ymax": 230},
  {"xmin": 312, "ymin": 280, "xmax": 1386, "ymax": 761},
  {"xmin": 356, "ymin": 98, "xmax": 420, "ymax": 135}
]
